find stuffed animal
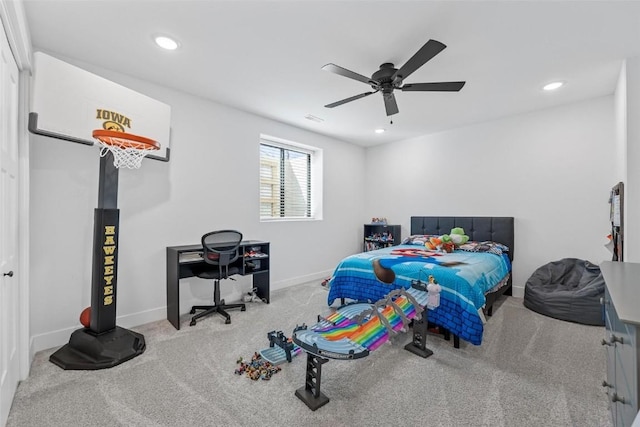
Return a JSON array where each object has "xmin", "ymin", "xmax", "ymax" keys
[
  {"xmin": 425, "ymin": 236, "xmax": 442, "ymax": 251},
  {"xmin": 439, "ymin": 234, "xmax": 455, "ymax": 252},
  {"xmin": 441, "ymin": 241, "xmax": 455, "ymax": 253},
  {"xmin": 425, "ymin": 235, "xmax": 455, "ymax": 252},
  {"xmin": 449, "ymin": 227, "xmax": 469, "ymax": 245}
]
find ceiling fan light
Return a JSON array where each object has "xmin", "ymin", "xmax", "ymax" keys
[
  {"xmin": 154, "ymin": 35, "xmax": 179, "ymax": 50},
  {"xmin": 543, "ymin": 81, "xmax": 564, "ymax": 91}
]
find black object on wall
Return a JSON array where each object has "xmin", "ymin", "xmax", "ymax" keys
[{"xmin": 610, "ymin": 182, "xmax": 624, "ymax": 262}]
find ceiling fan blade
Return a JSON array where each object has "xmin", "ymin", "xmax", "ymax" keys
[
  {"xmin": 325, "ymin": 91, "xmax": 377, "ymax": 108},
  {"xmin": 400, "ymin": 81, "xmax": 466, "ymax": 92},
  {"xmin": 392, "ymin": 39, "xmax": 446, "ymax": 82},
  {"xmin": 383, "ymin": 93, "xmax": 399, "ymax": 116},
  {"xmin": 322, "ymin": 63, "xmax": 375, "ymax": 85}
]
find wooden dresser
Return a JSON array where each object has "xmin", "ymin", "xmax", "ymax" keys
[{"xmin": 600, "ymin": 261, "xmax": 640, "ymax": 427}]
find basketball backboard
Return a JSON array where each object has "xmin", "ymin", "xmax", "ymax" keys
[{"xmin": 29, "ymin": 52, "xmax": 171, "ymax": 162}]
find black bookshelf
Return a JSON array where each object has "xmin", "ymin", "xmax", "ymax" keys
[{"xmin": 363, "ymin": 224, "xmax": 400, "ymax": 252}]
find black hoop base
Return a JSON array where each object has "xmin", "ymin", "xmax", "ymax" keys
[{"xmin": 49, "ymin": 326, "xmax": 145, "ymax": 370}]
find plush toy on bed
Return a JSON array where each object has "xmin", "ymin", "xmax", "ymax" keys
[
  {"xmin": 424, "ymin": 236, "xmax": 442, "ymax": 251},
  {"xmin": 441, "ymin": 240, "xmax": 456, "ymax": 253},
  {"xmin": 439, "ymin": 235, "xmax": 456, "ymax": 253},
  {"xmin": 424, "ymin": 228, "xmax": 469, "ymax": 253},
  {"xmin": 425, "ymin": 235, "xmax": 456, "ymax": 253},
  {"xmin": 449, "ymin": 227, "xmax": 469, "ymax": 245}
]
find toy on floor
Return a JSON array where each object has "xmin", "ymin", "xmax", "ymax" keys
[
  {"xmin": 234, "ymin": 330, "xmax": 302, "ymax": 381},
  {"xmin": 234, "ymin": 352, "xmax": 281, "ymax": 381},
  {"xmin": 234, "ymin": 280, "xmax": 441, "ymax": 406},
  {"xmin": 292, "ymin": 279, "xmax": 441, "ymax": 410},
  {"xmin": 259, "ymin": 330, "xmax": 302, "ymax": 364},
  {"xmin": 243, "ymin": 287, "xmax": 266, "ymax": 303}
]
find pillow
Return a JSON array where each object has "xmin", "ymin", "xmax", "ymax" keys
[
  {"xmin": 457, "ymin": 241, "xmax": 509, "ymax": 255},
  {"xmin": 400, "ymin": 235, "xmax": 439, "ymax": 246}
]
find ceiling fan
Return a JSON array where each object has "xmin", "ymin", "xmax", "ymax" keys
[{"xmin": 322, "ymin": 39, "xmax": 465, "ymax": 117}]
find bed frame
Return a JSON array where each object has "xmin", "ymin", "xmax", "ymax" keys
[{"xmin": 410, "ymin": 216, "xmax": 515, "ymax": 347}]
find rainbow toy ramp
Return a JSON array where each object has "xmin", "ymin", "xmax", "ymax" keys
[
  {"xmin": 292, "ymin": 283, "xmax": 439, "ymax": 411},
  {"xmin": 293, "ymin": 286, "xmax": 431, "ymax": 360}
]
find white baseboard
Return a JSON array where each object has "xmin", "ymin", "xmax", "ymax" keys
[
  {"xmin": 30, "ymin": 271, "xmax": 333, "ymax": 356},
  {"xmin": 511, "ymin": 285, "xmax": 524, "ymax": 298},
  {"xmin": 30, "ymin": 328, "xmax": 77, "ymax": 359},
  {"xmin": 270, "ymin": 270, "xmax": 332, "ymax": 291}
]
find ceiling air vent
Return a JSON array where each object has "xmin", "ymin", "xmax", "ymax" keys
[{"xmin": 304, "ymin": 114, "xmax": 324, "ymax": 123}]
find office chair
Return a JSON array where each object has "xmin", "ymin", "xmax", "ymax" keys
[{"xmin": 190, "ymin": 230, "xmax": 246, "ymax": 326}]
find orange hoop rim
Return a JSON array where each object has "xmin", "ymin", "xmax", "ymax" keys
[{"xmin": 92, "ymin": 129, "xmax": 160, "ymax": 151}]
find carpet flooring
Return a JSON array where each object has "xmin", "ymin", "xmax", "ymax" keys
[{"xmin": 7, "ymin": 282, "xmax": 611, "ymax": 426}]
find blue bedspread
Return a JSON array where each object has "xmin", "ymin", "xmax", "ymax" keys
[{"xmin": 327, "ymin": 245, "xmax": 511, "ymax": 345}]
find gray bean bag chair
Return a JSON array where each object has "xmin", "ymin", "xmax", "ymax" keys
[{"xmin": 523, "ymin": 258, "xmax": 604, "ymax": 326}]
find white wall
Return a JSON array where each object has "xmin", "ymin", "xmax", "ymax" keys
[
  {"xmin": 614, "ymin": 61, "xmax": 628, "ymax": 262},
  {"xmin": 623, "ymin": 57, "xmax": 640, "ymax": 262},
  {"xmin": 29, "ymin": 57, "xmax": 366, "ymax": 353},
  {"xmin": 615, "ymin": 61, "xmax": 627, "ymax": 184},
  {"xmin": 364, "ymin": 96, "xmax": 616, "ymax": 296}
]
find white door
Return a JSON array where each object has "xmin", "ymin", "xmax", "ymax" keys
[{"xmin": 0, "ymin": 16, "xmax": 20, "ymax": 427}]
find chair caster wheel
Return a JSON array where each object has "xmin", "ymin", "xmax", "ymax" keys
[
  {"xmin": 225, "ymin": 318, "xmax": 231, "ymax": 324},
  {"xmin": 190, "ymin": 320, "xmax": 196, "ymax": 326},
  {"xmin": 241, "ymin": 306, "xmax": 246, "ymax": 311},
  {"xmin": 190, "ymin": 308, "xmax": 196, "ymax": 314}
]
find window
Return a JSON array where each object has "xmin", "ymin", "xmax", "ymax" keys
[{"xmin": 260, "ymin": 135, "xmax": 322, "ymax": 221}]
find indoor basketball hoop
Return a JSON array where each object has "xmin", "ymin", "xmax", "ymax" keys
[{"xmin": 92, "ymin": 129, "xmax": 160, "ymax": 169}]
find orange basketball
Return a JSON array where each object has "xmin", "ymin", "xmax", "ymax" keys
[{"xmin": 79, "ymin": 307, "xmax": 91, "ymax": 328}]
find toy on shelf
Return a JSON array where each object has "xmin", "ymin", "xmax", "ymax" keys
[
  {"xmin": 244, "ymin": 247, "xmax": 268, "ymax": 258},
  {"xmin": 365, "ymin": 231, "xmax": 393, "ymax": 242},
  {"xmin": 370, "ymin": 217, "xmax": 388, "ymax": 225}
]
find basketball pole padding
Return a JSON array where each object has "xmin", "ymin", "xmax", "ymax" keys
[{"xmin": 49, "ymin": 152, "xmax": 146, "ymax": 370}]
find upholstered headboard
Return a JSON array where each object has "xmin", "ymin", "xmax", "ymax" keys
[{"xmin": 410, "ymin": 216, "xmax": 515, "ymax": 262}]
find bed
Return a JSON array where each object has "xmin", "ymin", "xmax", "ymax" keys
[{"xmin": 327, "ymin": 216, "xmax": 515, "ymax": 347}]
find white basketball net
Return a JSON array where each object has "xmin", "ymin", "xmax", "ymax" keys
[{"xmin": 97, "ymin": 141, "xmax": 154, "ymax": 169}]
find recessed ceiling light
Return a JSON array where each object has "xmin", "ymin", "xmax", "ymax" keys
[
  {"xmin": 154, "ymin": 35, "xmax": 179, "ymax": 50},
  {"xmin": 374, "ymin": 128, "xmax": 385, "ymax": 134},
  {"xmin": 543, "ymin": 81, "xmax": 564, "ymax": 91}
]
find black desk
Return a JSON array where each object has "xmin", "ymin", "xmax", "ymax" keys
[{"xmin": 166, "ymin": 240, "xmax": 270, "ymax": 330}]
